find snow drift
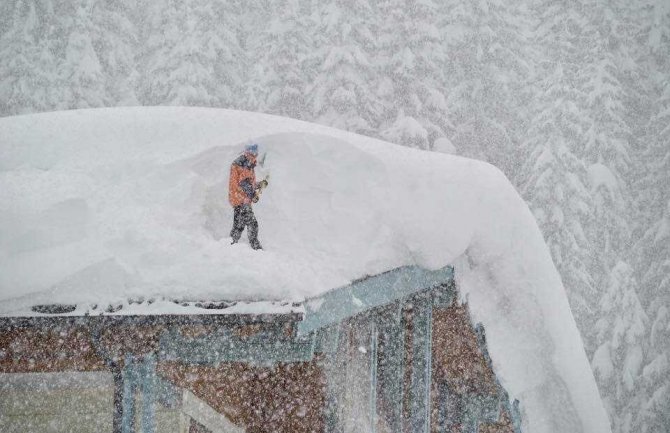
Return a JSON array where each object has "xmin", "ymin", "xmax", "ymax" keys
[{"xmin": 0, "ymin": 107, "xmax": 611, "ymax": 433}]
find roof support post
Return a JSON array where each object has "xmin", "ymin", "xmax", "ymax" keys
[
  {"xmin": 408, "ymin": 296, "xmax": 432, "ymax": 433},
  {"xmin": 320, "ymin": 325, "xmax": 343, "ymax": 433},
  {"xmin": 462, "ymin": 412, "xmax": 478, "ymax": 433},
  {"xmin": 444, "ymin": 386, "xmax": 464, "ymax": 431},
  {"xmin": 121, "ymin": 353, "xmax": 157, "ymax": 433},
  {"xmin": 139, "ymin": 354, "xmax": 157, "ymax": 433},
  {"xmin": 376, "ymin": 305, "xmax": 404, "ymax": 432},
  {"xmin": 112, "ymin": 365, "xmax": 124, "ymax": 433},
  {"xmin": 121, "ymin": 355, "xmax": 138, "ymax": 433},
  {"xmin": 511, "ymin": 399, "xmax": 522, "ymax": 433},
  {"xmin": 369, "ymin": 321, "xmax": 378, "ymax": 433},
  {"xmin": 436, "ymin": 380, "xmax": 449, "ymax": 433}
]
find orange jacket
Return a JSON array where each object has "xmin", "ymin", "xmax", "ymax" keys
[{"xmin": 229, "ymin": 152, "xmax": 257, "ymax": 207}]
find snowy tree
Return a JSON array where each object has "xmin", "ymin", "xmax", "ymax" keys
[
  {"xmin": 518, "ymin": 132, "xmax": 596, "ymax": 335},
  {"xmin": 139, "ymin": 0, "xmax": 242, "ymax": 107},
  {"xmin": 591, "ymin": 262, "xmax": 647, "ymax": 433},
  {"xmin": 376, "ymin": 0, "xmax": 449, "ymax": 150},
  {"xmin": 639, "ymin": 302, "xmax": 670, "ymax": 433},
  {"xmin": 646, "ymin": 0, "xmax": 670, "ymax": 63},
  {"xmin": 91, "ymin": 0, "xmax": 140, "ymax": 106},
  {"xmin": 634, "ymin": 77, "xmax": 670, "ymax": 433},
  {"xmin": 439, "ymin": 0, "xmax": 534, "ymax": 178},
  {"xmin": 307, "ymin": 0, "xmax": 380, "ymax": 135},
  {"xmin": 581, "ymin": 1, "xmax": 638, "ymax": 288},
  {"xmin": 0, "ymin": 0, "xmax": 58, "ymax": 115},
  {"xmin": 245, "ymin": 0, "xmax": 315, "ymax": 120},
  {"xmin": 51, "ymin": 0, "xmax": 106, "ymax": 110},
  {"xmin": 519, "ymin": 0, "xmax": 601, "ymax": 348},
  {"xmin": 209, "ymin": 0, "xmax": 246, "ymax": 108},
  {"xmin": 628, "ymin": 1, "xmax": 670, "ymax": 428}
]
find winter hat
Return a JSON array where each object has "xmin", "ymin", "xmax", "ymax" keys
[{"xmin": 245, "ymin": 143, "xmax": 259, "ymax": 156}]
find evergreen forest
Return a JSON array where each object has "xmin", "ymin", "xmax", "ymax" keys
[{"xmin": 1, "ymin": 0, "xmax": 669, "ymax": 431}]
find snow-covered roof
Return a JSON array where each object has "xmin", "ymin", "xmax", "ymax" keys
[{"xmin": 0, "ymin": 107, "xmax": 610, "ymax": 433}]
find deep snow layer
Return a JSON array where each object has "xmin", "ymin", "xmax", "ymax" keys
[{"xmin": 0, "ymin": 107, "xmax": 610, "ymax": 433}]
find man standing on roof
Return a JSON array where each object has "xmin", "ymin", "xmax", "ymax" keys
[{"xmin": 229, "ymin": 143, "xmax": 268, "ymax": 250}]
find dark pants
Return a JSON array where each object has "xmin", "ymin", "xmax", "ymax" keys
[{"xmin": 230, "ymin": 204, "xmax": 261, "ymax": 249}]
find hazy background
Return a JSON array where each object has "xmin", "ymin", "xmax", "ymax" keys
[{"xmin": 1, "ymin": 0, "xmax": 669, "ymax": 431}]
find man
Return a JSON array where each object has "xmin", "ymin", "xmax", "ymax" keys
[{"xmin": 229, "ymin": 143, "xmax": 267, "ymax": 250}]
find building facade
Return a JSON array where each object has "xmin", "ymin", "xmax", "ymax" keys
[{"xmin": 0, "ymin": 266, "xmax": 521, "ymax": 433}]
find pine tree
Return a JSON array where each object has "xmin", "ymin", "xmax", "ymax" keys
[
  {"xmin": 51, "ymin": 0, "xmax": 106, "ymax": 110},
  {"xmin": 639, "ymin": 297, "xmax": 670, "ymax": 433},
  {"xmin": 518, "ymin": 120, "xmax": 596, "ymax": 333},
  {"xmin": 591, "ymin": 262, "xmax": 647, "ymax": 433},
  {"xmin": 439, "ymin": 0, "xmax": 534, "ymax": 178},
  {"xmin": 579, "ymin": 7, "xmax": 641, "ymax": 384},
  {"xmin": 209, "ymin": 0, "xmax": 246, "ymax": 108},
  {"xmin": 0, "ymin": 0, "xmax": 58, "ymax": 115},
  {"xmin": 635, "ymin": 71, "xmax": 670, "ymax": 433},
  {"xmin": 139, "ymin": 0, "xmax": 242, "ymax": 107},
  {"xmin": 245, "ymin": 0, "xmax": 315, "ymax": 120},
  {"xmin": 583, "ymin": 0, "xmax": 635, "ymax": 246},
  {"xmin": 92, "ymin": 0, "xmax": 140, "ymax": 106},
  {"xmin": 307, "ymin": 0, "xmax": 380, "ymax": 135},
  {"xmin": 376, "ymin": 0, "xmax": 449, "ymax": 150},
  {"xmin": 522, "ymin": 0, "xmax": 600, "ymax": 348},
  {"xmin": 630, "ymin": 1, "xmax": 670, "ymax": 428}
]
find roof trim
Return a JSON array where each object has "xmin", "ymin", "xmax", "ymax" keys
[
  {"xmin": 0, "ymin": 311, "xmax": 302, "ymax": 330},
  {"xmin": 297, "ymin": 265, "xmax": 454, "ymax": 336}
]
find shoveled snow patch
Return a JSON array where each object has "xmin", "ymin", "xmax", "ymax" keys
[{"xmin": 0, "ymin": 107, "xmax": 610, "ymax": 433}]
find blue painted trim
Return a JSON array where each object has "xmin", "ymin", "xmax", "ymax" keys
[
  {"xmin": 321, "ymin": 330, "xmax": 341, "ymax": 433},
  {"xmin": 462, "ymin": 418, "xmax": 478, "ymax": 433},
  {"xmin": 376, "ymin": 305, "xmax": 404, "ymax": 432},
  {"xmin": 462, "ymin": 393, "xmax": 500, "ymax": 429},
  {"xmin": 298, "ymin": 266, "xmax": 453, "ymax": 336},
  {"xmin": 140, "ymin": 354, "xmax": 157, "ymax": 433},
  {"xmin": 511, "ymin": 399, "xmax": 522, "ymax": 433},
  {"xmin": 436, "ymin": 381, "xmax": 449, "ymax": 433},
  {"xmin": 446, "ymin": 388, "xmax": 464, "ymax": 430},
  {"xmin": 409, "ymin": 296, "xmax": 433, "ymax": 433},
  {"xmin": 160, "ymin": 329, "xmax": 316, "ymax": 366},
  {"xmin": 156, "ymin": 377, "xmax": 181, "ymax": 409},
  {"xmin": 369, "ymin": 322, "xmax": 378, "ymax": 433},
  {"xmin": 121, "ymin": 355, "xmax": 137, "ymax": 433},
  {"xmin": 314, "ymin": 325, "xmax": 340, "ymax": 354},
  {"xmin": 120, "ymin": 354, "xmax": 158, "ymax": 433},
  {"xmin": 431, "ymin": 280, "xmax": 456, "ymax": 307}
]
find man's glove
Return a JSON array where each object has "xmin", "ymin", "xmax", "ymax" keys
[{"xmin": 252, "ymin": 176, "xmax": 268, "ymax": 203}]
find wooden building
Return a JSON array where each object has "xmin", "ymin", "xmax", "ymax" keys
[{"xmin": 0, "ymin": 265, "xmax": 522, "ymax": 433}]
